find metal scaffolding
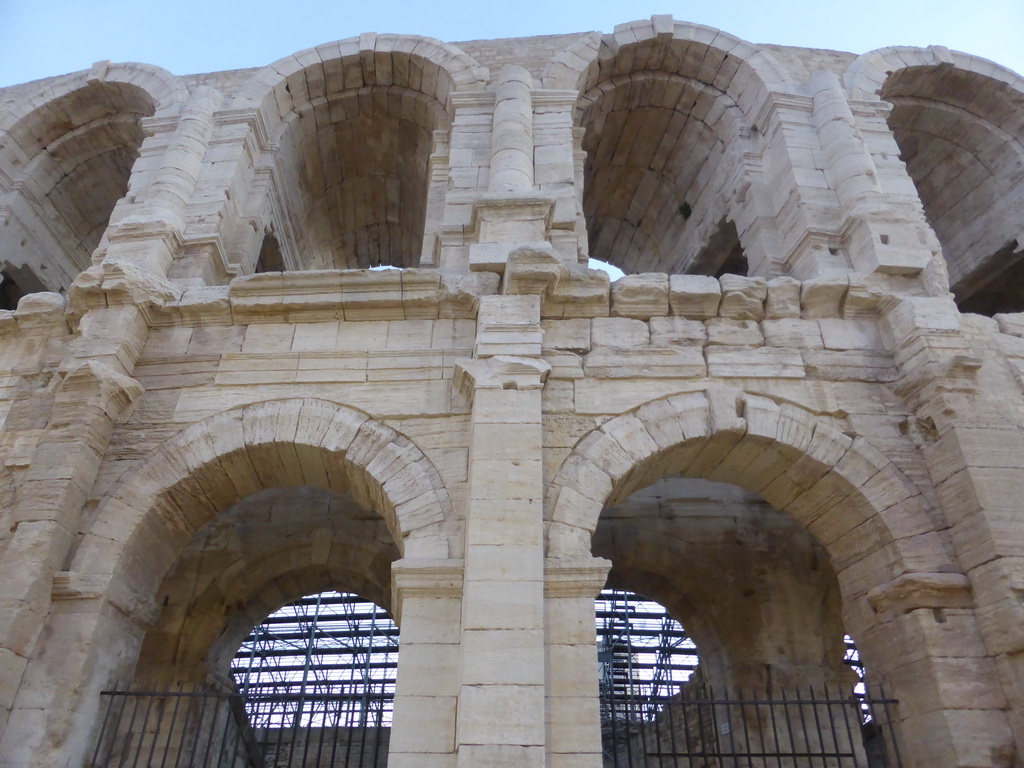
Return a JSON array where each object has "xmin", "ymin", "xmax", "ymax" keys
[
  {"xmin": 596, "ymin": 589, "xmax": 699, "ymax": 720},
  {"xmin": 231, "ymin": 591, "xmax": 398, "ymax": 730}
]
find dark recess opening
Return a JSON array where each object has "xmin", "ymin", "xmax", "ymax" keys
[{"xmin": 256, "ymin": 232, "xmax": 284, "ymax": 273}]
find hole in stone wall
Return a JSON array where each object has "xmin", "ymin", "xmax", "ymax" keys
[
  {"xmin": 953, "ymin": 240, "xmax": 1024, "ymax": 315},
  {"xmin": 688, "ymin": 218, "xmax": 749, "ymax": 277},
  {"xmin": 0, "ymin": 273, "xmax": 27, "ymax": 312},
  {"xmin": 0, "ymin": 265, "xmax": 46, "ymax": 311},
  {"xmin": 255, "ymin": 232, "xmax": 284, "ymax": 273}
]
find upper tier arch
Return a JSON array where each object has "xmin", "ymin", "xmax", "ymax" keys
[
  {"xmin": 844, "ymin": 47, "xmax": 1024, "ymax": 314},
  {"xmin": 545, "ymin": 18, "xmax": 791, "ymax": 277},
  {"xmin": 226, "ymin": 35, "xmax": 487, "ymax": 271},
  {"xmin": 0, "ymin": 65, "xmax": 183, "ymax": 294},
  {"xmin": 230, "ymin": 33, "xmax": 488, "ymax": 132},
  {"xmin": 542, "ymin": 17, "xmax": 792, "ymax": 115}
]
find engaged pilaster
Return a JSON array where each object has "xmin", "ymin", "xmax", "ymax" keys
[
  {"xmin": 389, "ymin": 559, "xmax": 465, "ymax": 768},
  {"xmin": 454, "ymin": 294, "xmax": 551, "ymax": 767},
  {"xmin": 544, "ymin": 556, "xmax": 611, "ymax": 768}
]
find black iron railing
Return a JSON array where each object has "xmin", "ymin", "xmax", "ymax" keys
[
  {"xmin": 601, "ymin": 682, "xmax": 902, "ymax": 768},
  {"xmin": 89, "ymin": 686, "xmax": 389, "ymax": 768}
]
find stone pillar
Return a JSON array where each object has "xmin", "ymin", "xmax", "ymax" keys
[
  {"xmin": 544, "ymin": 556, "xmax": 610, "ymax": 768},
  {"xmin": 754, "ymin": 95, "xmax": 841, "ymax": 279},
  {"xmin": 809, "ymin": 72, "xmax": 933, "ymax": 277},
  {"xmin": 0, "ymin": 359, "xmax": 143, "ymax": 750},
  {"xmin": 103, "ymin": 86, "xmax": 223, "ymax": 278},
  {"xmin": 388, "ymin": 558, "xmax": 464, "ymax": 768},
  {"xmin": 876, "ymin": 296, "xmax": 1020, "ymax": 764},
  {"xmin": 420, "ymin": 129, "xmax": 452, "ymax": 268},
  {"xmin": 533, "ymin": 91, "xmax": 586, "ymax": 264},
  {"xmin": 454, "ymin": 294, "xmax": 550, "ymax": 767},
  {"xmin": 489, "ymin": 67, "xmax": 535, "ymax": 193},
  {"xmin": 0, "ymin": 88, "xmax": 221, "ymax": 761}
]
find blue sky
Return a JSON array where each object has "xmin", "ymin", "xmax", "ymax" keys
[{"xmin": 1, "ymin": 0, "xmax": 1022, "ymax": 88}]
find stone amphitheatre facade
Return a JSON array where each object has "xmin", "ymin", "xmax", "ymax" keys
[{"xmin": 0, "ymin": 13, "xmax": 1023, "ymax": 767}]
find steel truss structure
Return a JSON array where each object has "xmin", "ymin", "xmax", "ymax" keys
[
  {"xmin": 231, "ymin": 591, "xmax": 398, "ymax": 730},
  {"xmin": 596, "ymin": 589, "xmax": 699, "ymax": 719}
]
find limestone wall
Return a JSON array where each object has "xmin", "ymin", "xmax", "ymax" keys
[{"xmin": 0, "ymin": 14, "xmax": 1023, "ymax": 768}]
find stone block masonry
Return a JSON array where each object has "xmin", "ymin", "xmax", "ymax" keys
[{"xmin": 0, "ymin": 14, "xmax": 1023, "ymax": 768}]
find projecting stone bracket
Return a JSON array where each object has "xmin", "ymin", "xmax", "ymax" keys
[
  {"xmin": 867, "ymin": 572, "xmax": 973, "ymax": 621},
  {"xmin": 543, "ymin": 556, "xmax": 611, "ymax": 597},
  {"xmin": 454, "ymin": 356, "xmax": 551, "ymax": 398},
  {"xmin": 67, "ymin": 258, "xmax": 183, "ymax": 325},
  {"xmin": 390, "ymin": 558, "xmax": 465, "ymax": 625},
  {"xmin": 52, "ymin": 571, "xmax": 162, "ymax": 626},
  {"xmin": 504, "ymin": 245, "xmax": 610, "ymax": 318},
  {"xmin": 52, "ymin": 360, "xmax": 144, "ymax": 425}
]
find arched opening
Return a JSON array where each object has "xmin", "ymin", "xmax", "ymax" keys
[
  {"xmin": 576, "ymin": 43, "xmax": 759, "ymax": 277},
  {"xmin": 267, "ymin": 88, "xmax": 443, "ymax": 271},
  {"xmin": 231, "ymin": 37, "xmax": 486, "ymax": 274},
  {"xmin": 30, "ymin": 400, "xmax": 457, "ymax": 766},
  {"xmin": 90, "ymin": 482, "xmax": 402, "ymax": 766},
  {"xmin": 881, "ymin": 65, "xmax": 1024, "ymax": 314},
  {"xmin": 255, "ymin": 231, "xmax": 285, "ymax": 273},
  {"xmin": 232, "ymin": 591, "xmax": 397, "ymax": 764},
  {"xmin": 0, "ymin": 81, "xmax": 155, "ymax": 291},
  {"xmin": 548, "ymin": 392, "xmax": 955, "ymax": 766},
  {"xmin": 592, "ymin": 477, "xmax": 899, "ymax": 766},
  {"xmin": 88, "ymin": 489, "xmax": 401, "ymax": 765}
]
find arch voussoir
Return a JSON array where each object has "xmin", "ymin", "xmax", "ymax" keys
[
  {"xmin": 78, "ymin": 398, "xmax": 458, "ymax": 608},
  {"xmin": 293, "ymin": 398, "xmax": 343, "ymax": 445},
  {"xmin": 784, "ymin": 422, "xmax": 853, "ymax": 491},
  {"xmin": 635, "ymin": 397, "xmax": 688, "ymax": 449},
  {"xmin": 599, "ymin": 414, "xmax": 660, "ymax": 463},
  {"xmin": 575, "ymin": 430, "xmax": 638, "ymax": 483},
  {"xmin": 548, "ymin": 389, "xmax": 947, "ymax": 585},
  {"xmin": 320, "ymin": 407, "xmax": 370, "ymax": 453},
  {"xmin": 346, "ymin": 420, "xmax": 399, "ymax": 469}
]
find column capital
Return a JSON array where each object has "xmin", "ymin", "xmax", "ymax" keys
[
  {"xmin": 544, "ymin": 556, "xmax": 611, "ymax": 599},
  {"xmin": 391, "ymin": 558, "xmax": 464, "ymax": 622},
  {"xmin": 455, "ymin": 355, "xmax": 550, "ymax": 398}
]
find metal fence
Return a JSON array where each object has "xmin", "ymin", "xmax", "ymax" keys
[
  {"xmin": 601, "ymin": 682, "xmax": 903, "ymax": 768},
  {"xmin": 88, "ymin": 685, "xmax": 390, "ymax": 768}
]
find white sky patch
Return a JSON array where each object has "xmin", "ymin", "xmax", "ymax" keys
[{"xmin": 589, "ymin": 259, "xmax": 625, "ymax": 282}]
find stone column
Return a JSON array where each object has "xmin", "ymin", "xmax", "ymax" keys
[
  {"xmin": 0, "ymin": 359, "xmax": 143, "ymax": 752},
  {"xmin": 388, "ymin": 558, "xmax": 464, "ymax": 768},
  {"xmin": 489, "ymin": 67, "xmax": 535, "ymax": 193},
  {"xmin": 533, "ymin": 91, "xmax": 586, "ymax": 264},
  {"xmin": 544, "ymin": 556, "xmax": 611, "ymax": 768},
  {"xmin": 809, "ymin": 72, "xmax": 933, "ymax": 277},
  {"xmin": 454, "ymin": 294, "xmax": 550, "ymax": 767},
  {"xmin": 103, "ymin": 86, "xmax": 223, "ymax": 277},
  {"xmin": 0, "ymin": 88, "xmax": 221, "ymax": 761},
  {"xmin": 875, "ymin": 296, "xmax": 1020, "ymax": 764}
]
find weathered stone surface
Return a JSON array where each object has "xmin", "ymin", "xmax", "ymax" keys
[
  {"xmin": 610, "ymin": 273, "xmax": 669, "ymax": 319},
  {"xmin": 668, "ymin": 275, "xmax": 721, "ymax": 319},
  {"xmin": 0, "ymin": 21, "xmax": 1021, "ymax": 768},
  {"xmin": 719, "ymin": 275, "xmax": 767, "ymax": 321}
]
